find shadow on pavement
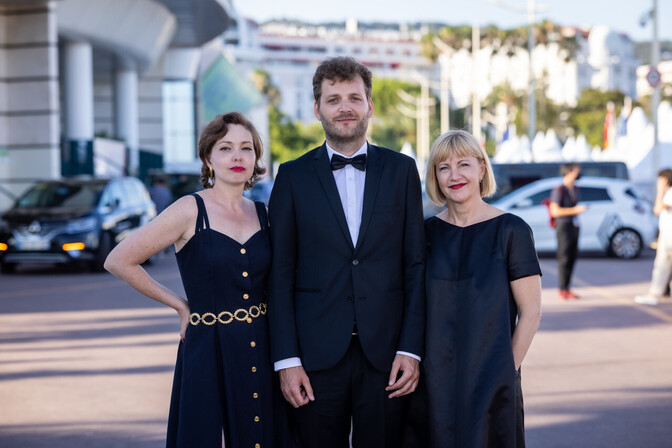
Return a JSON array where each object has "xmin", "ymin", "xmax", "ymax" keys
[
  {"xmin": 0, "ymin": 421, "xmax": 166, "ymax": 448},
  {"xmin": 539, "ymin": 304, "xmax": 669, "ymax": 332},
  {"xmin": 526, "ymin": 389, "xmax": 672, "ymax": 448},
  {"xmin": 0, "ymin": 364, "xmax": 174, "ymax": 382}
]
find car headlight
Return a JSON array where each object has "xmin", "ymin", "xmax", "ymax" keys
[{"xmin": 65, "ymin": 216, "xmax": 98, "ymax": 233}]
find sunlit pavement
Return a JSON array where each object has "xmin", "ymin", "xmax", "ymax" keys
[
  {"xmin": 1, "ymin": 250, "xmax": 671, "ymax": 447},
  {"xmin": 0, "ymin": 257, "xmax": 183, "ymax": 447},
  {"xmin": 525, "ymin": 250, "xmax": 672, "ymax": 447}
]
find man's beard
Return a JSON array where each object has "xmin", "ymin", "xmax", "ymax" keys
[{"xmin": 321, "ymin": 113, "xmax": 369, "ymax": 149}]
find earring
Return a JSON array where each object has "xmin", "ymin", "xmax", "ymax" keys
[{"xmin": 209, "ymin": 166, "xmax": 215, "ymax": 186}]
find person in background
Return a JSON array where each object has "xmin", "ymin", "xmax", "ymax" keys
[
  {"xmin": 413, "ymin": 130, "xmax": 542, "ymax": 447},
  {"xmin": 148, "ymin": 177, "xmax": 173, "ymax": 215},
  {"xmin": 105, "ymin": 112, "xmax": 293, "ymax": 447},
  {"xmin": 267, "ymin": 56, "xmax": 425, "ymax": 447},
  {"xmin": 549, "ymin": 163, "xmax": 587, "ymax": 300},
  {"xmin": 635, "ymin": 168, "xmax": 672, "ymax": 306}
]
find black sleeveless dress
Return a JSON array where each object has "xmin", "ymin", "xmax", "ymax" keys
[
  {"xmin": 166, "ymin": 194, "xmax": 279, "ymax": 447},
  {"xmin": 406, "ymin": 213, "xmax": 541, "ymax": 448}
]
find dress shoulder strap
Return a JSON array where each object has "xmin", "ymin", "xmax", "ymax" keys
[
  {"xmin": 254, "ymin": 201, "xmax": 268, "ymax": 230},
  {"xmin": 191, "ymin": 193, "xmax": 210, "ymax": 232}
]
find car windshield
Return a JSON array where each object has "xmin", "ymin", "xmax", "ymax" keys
[{"xmin": 16, "ymin": 182, "xmax": 106, "ymax": 208}]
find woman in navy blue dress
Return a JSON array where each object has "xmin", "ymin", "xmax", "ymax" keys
[
  {"xmin": 105, "ymin": 112, "xmax": 291, "ymax": 447},
  {"xmin": 408, "ymin": 130, "xmax": 542, "ymax": 447}
]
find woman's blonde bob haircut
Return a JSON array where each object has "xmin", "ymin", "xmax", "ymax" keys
[{"xmin": 425, "ymin": 130, "xmax": 497, "ymax": 206}]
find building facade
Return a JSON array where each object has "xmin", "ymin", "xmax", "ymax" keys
[
  {"xmin": 224, "ymin": 18, "xmax": 433, "ymax": 123},
  {"xmin": 226, "ymin": 19, "xmax": 640, "ymax": 126},
  {"xmin": 0, "ymin": 0, "xmax": 234, "ymax": 211}
]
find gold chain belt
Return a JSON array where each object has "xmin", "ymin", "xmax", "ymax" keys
[{"xmin": 189, "ymin": 303, "xmax": 267, "ymax": 326}]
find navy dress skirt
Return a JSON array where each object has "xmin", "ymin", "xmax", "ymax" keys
[
  {"xmin": 166, "ymin": 194, "xmax": 288, "ymax": 448},
  {"xmin": 406, "ymin": 213, "xmax": 541, "ymax": 448}
]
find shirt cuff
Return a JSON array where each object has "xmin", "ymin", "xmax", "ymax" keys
[
  {"xmin": 274, "ymin": 357, "xmax": 302, "ymax": 371},
  {"xmin": 396, "ymin": 351, "xmax": 421, "ymax": 362}
]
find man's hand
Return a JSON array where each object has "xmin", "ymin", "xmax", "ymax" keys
[
  {"xmin": 279, "ymin": 366, "xmax": 315, "ymax": 408},
  {"xmin": 385, "ymin": 354, "xmax": 419, "ymax": 398}
]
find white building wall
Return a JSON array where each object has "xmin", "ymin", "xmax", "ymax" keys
[
  {"xmin": 229, "ymin": 19, "xmax": 640, "ymax": 129},
  {"xmin": 0, "ymin": 1, "xmax": 61, "ymax": 211},
  {"xmin": 227, "ymin": 18, "xmax": 434, "ymax": 123}
]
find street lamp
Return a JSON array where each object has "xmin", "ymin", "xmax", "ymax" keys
[
  {"xmin": 640, "ymin": 0, "xmax": 660, "ymax": 178},
  {"xmin": 490, "ymin": 0, "xmax": 548, "ymax": 153},
  {"xmin": 433, "ymin": 37, "xmax": 452, "ymax": 134}
]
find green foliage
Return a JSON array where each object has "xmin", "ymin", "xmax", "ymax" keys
[
  {"xmin": 251, "ymin": 69, "xmax": 281, "ymax": 105},
  {"xmin": 268, "ymin": 105, "xmax": 323, "ymax": 163},
  {"xmin": 370, "ymin": 78, "xmax": 423, "ymax": 150},
  {"xmin": 253, "ymin": 69, "xmax": 322, "ymax": 163},
  {"xmin": 420, "ymin": 25, "xmax": 473, "ymax": 60},
  {"xmin": 568, "ymin": 89, "xmax": 625, "ymax": 148},
  {"xmin": 260, "ymin": 71, "xmax": 441, "ymax": 162},
  {"xmin": 423, "ymin": 21, "xmax": 578, "ymax": 62}
]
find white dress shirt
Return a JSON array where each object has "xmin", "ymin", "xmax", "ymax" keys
[{"xmin": 274, "ymin": 142, "xmax": 419, "ymax": 371}]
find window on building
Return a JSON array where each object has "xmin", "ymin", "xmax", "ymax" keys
[{"xmin": 162, "ymin": 81, "xmax": 196, "ymax": 163}]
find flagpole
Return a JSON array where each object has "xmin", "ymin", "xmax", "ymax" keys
[{"xmin": 652, "ymin": 0, "xmax": 660, "ymax": 178}]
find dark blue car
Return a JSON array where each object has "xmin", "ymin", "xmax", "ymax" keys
[{"xmin": 0, "ymin": 177, "xmax": 156, "ymax": 273}]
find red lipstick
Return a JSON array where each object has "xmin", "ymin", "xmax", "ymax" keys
[
  {"xmin": 230, "ymin": 166, "xmax": 245, "ymax": 172},
  {"xmin": 449, "ymin": 183, "xmax": 466, "ymax": 190}
]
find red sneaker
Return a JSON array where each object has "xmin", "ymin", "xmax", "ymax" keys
[
  {"xmin": 558, "ymin": 290, "xmax": 569, "ymax": 300},
  {"xmin": 565, "ymin": 290, "xmax": 579, "ymax": 299}
]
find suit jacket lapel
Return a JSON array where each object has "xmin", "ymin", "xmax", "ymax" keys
[
  {"xmin": 313, "ymin": 144, "xmax": 354, "ymax": 250},
  {"xmin": 355, "ymin": 144, "xmax": 382, "ymax": 251}
]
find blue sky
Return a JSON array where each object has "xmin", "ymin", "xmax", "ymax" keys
[{"xmin": 235, "ymin": 0, "xmax": 672, "ymax": 42}]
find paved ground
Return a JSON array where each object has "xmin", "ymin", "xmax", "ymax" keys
[{"xmin": 0, "ymin": 249, "xmax": 671, "ymax": 447}]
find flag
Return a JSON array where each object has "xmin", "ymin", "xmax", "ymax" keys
[{"xmin": 603, "ymin": 102, "xmax": 615, "ymax": 150}]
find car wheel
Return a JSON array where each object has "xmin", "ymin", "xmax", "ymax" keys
[
  {"xmin": 0, "ymin": 261, "xmax": 16, "ymax": 274},
  {"xmin": 91, "ymin": 232, "xmax": 113, "ymax": 272},
  {"xmin": 609, "ymin": 228, "xmax": 642, "ymax": 259}
]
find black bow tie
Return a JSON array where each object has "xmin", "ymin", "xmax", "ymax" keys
[{"xmin": 330, "ymin": 153, "xmax": 367, "ymax": 171}]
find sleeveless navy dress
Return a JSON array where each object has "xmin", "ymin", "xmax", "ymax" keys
[{"xmin": 166, "ymin": 194, "xmax": 278, "ymax": 447}]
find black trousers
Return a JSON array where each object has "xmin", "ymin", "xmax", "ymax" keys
[
  {"xmin": 556, "ymin": 222, "xmax": 580, "ymax": 290},
  {"xmin": 293, "ymin": 336, "xmax": 408, "ymax": 448}
]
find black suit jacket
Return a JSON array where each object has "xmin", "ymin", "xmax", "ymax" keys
[{"xmin": 268, "ymin": 143, "xmax": 426, "ymax": 372}]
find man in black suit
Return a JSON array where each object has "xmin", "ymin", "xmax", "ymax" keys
[{"xmin": 268, "ymin": 56, "xmax": 425, "ymax": 447}]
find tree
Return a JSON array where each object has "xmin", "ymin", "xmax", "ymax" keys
[
  {"xmin": 568, "ymin": 89, "xmax": 625, "ymax": 148},
  {"xmin": 253, "ymin": 69, "xmax": 323, "ymax": 163},
  {"xmin": 370, "ymin": 78, "xmax": 424, "ymax": 150}
]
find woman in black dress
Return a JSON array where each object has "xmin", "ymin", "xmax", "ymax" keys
[
  {"xmin": 421, "ymin": 130, "xmax": 542, "ymax": 447},
  {"xmin": 105, "ymin": 112, "xmax": 290, "ymax": 447}
]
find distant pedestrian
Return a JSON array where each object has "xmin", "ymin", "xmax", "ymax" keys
[
  {"xmin": 549, "ymin": 163, "xmax": 587, "ymax": 300},
  {"xmin": 148, "ymin": 177, "xmax": 173, "ymax": 215},
  {"xmin": 635, "ymin": 168, "xmax": 672, "ymax": 306}
]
